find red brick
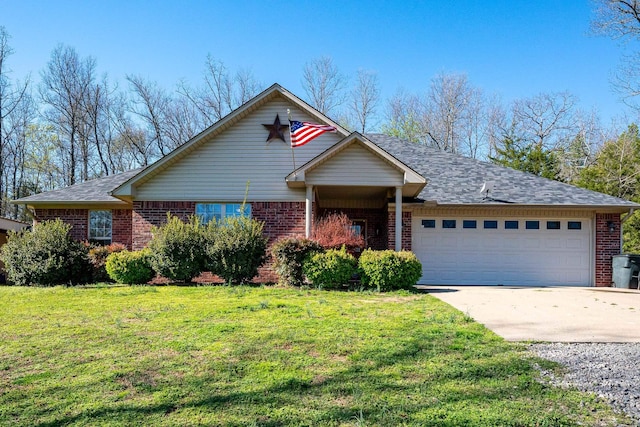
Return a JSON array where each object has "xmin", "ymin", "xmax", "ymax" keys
[{"xmin": 595, "ymin": 213, "xmax": 621, "ymax": 287}]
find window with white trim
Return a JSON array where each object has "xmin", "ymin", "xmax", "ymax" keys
[
  {"xmin": 195, "ymin": 203, "xmax": 251, "ymax": 224},
  {"xmin": 89, "ymin": 210, "xmax": 112, "ymax": 245}
]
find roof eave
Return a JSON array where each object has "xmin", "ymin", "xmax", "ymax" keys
[
  {"xmin": 412, "ymin": 202, "xmax": 638, "ymax": 212},
  {"xmin": 16, "ymin": 199, "xmax": 131, "ymax": 208}
]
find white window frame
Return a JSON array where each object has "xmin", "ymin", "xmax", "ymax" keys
[
  {"xmin": 195, "ymin": 203, "xmax": 251, "ymax": 224},
  {"xmin": 89, "ymin": 210, "xmax": 112, "ymax": 244}
]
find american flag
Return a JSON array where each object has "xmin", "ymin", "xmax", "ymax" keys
[{"xmin": 289, "ymin": 120, "xmax": 337, "ymax": 147}]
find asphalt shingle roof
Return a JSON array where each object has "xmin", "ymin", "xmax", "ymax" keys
[
  {"xmin": 15, "ymin": 168, "xmax": 143, "ymax": 204},
  {"xmin": 14, "ymin": 135, "xmax": 638, "ymax": 209},
  {"xmin": 366, "ymin": 133, "xmax": 638, "ymax": 207}
]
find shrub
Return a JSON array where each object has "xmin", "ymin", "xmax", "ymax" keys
[
  {"xmin": 148, "ymin": 214, "xmax": 206, "ymax": 282},
  {"xmin": 0, "ymin": 219, "xmax": 91, "ymax": 286},
  {"xmin": 205, "ymin": 215, "xmax": 268, "ymax": 284},
  {"xmin": 271, "ymin": 237, "xmax": 323, "ymax": 287},
  {"xmin": 105, "ymin": 249, "xmax": 155, "ymax": 284},
  {"xmin": 311, "ymin": 213, "xmax": 364, "ymax": 250},
  {"xmin": 358, "ymin": 250, "xmax": 422, "ymax": 292},
  {"xmin": 87, "ymin": 243, "xmax": 127, "ymax": 282},
  {"xmin": 303, "ymin": 246, "xmax": 357, "ymax": 290}
]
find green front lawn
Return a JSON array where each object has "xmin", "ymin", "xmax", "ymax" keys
[{"xmin": 0, "ymin": 285, "xmax": 630, "ymax": 426}]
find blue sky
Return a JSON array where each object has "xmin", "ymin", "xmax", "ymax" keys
[{"xmin": 1, "ymin": 0, "xmax": 635, "ymax": 125}]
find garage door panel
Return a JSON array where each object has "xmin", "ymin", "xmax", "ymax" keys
[
  {"xmin": 565, "ymin": 238, "xmax": 585, "ymax": 250},
  {"xmin": 413, "ymin": 217, "xmax": 592, "ymax": 286}
]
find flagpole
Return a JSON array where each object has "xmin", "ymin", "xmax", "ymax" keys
[{"xmin": 287, "ymin": 109, "xmax": 297, "ymax": 176}]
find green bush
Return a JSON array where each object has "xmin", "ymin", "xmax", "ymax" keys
[
  {"xmin": 303, "ymin": 246, "xmax": 357, "ymax": 290},
  {"xmin": 148, "ymin": 214, "xmax": 206, "ymax": 282},
  {"xmin": 271, "ymin": 237, "xmax": 323, "ymax": 287},
  {"xmin": 87, "ymin": 243, "xmax": 127, "ymax": 282},
  {"xmin": 105, "ymin": 249, "xmax": 155, "ymax": 284},
  {"xmin": 205, "ymin": 215, "xmax": 268, "ymax": 284},
  {"xmin": 358, "ymin": 250, "xmax": 422, "ymax": 292},
  {"xmin": 0, "ymin": 219, "xmax": 91, "ymax": 286}
]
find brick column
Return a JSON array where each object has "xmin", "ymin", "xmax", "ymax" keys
[
  {"xmin": 595, "ymin": 213, "xmax": 621, "ymax": 287},
  {"xmin": 388, "ymin": 210, "xmax": 412, "ymax": 251}
]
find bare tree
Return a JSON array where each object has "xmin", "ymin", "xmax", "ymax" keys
[
  {"xmin": 510, "ymin": 91, "xmax": 578, "ymax": 150},
  {"xmin": 4, "ymin": 90, "xmax": 37, "ymax": 219},
  {"xmin": 302, "ymin": 56, "xmax": 346, "ymax": 116},
  {"xmin": 127, "ymin": 75, "xmax": 172, "ymax": 157},
  {"xmin": 349, "ymin": 69, "xmax": 380, "ymax": 133},
  {"xmin": 193, "ymin": 55, "xmax": 232, "ymax": 123},
  {"xmin": 382, "ymin": 73, "xmax": 493, "ymax": 158},
  {"xmin": 0, "ymin": 27, "xmax": 30, "ymax": 217},
  {"xmin": 40, "ymin": 45, "xmax": 96, "ymax": 185},
  {"xmin": 458, "ymin": 88, "xmax": 498, "ymax": 159},
  {"xmin": 381, "ymin": 89, "xmax": 425, "ymax": 143},
  {"xmin": 421, "ymin": 73, "xmax": 475, "ymax": 153},
  {"xmin": 179, "ymin": 56, "xmax": 262, "ymax": 128},
  {"xmin": 233, "ymin": 67, "xmax": 262, "ymax": 108},
  {"xmin": 592, "ymin": 0, "xmax": 640, "ymax": 107},
  {"xmin": 592, "ymin": 0, "xmax": 640, "ymax": 39},
  {"xmin": 111, "ymin": 98, "xmax": 154, "ymax": 168}
]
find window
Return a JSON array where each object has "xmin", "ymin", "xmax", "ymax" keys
[
  {"xmin": 525, "ymin": 221, "xmax": 540, "ymax": 230},
  {"xmin": 351, "ymin": 219, "xmax": 366, "ymax": 237},
  {"xmin": 89, "ymin": 210, "xmax": 112, "ymax": 245},
  {"xmin": 196, "ymin": 203, "xmax": 251, "ymax": 224},
  {"xmin": 442, "ymin": 220, "xmax": 456, "ymax": 229},
  {"xmin": 422, "ymin": 219, "xmax": 436, "ymax": 228},
  {"xmin": 463, "ymin": 220, "xmax": 477, "ymax": 229},
  {"xmin": 505, "ymin": 220, "xmax": 519, "ymax": 230},
  {"xmin": 484, "ymin": 220, "xmax": 498, "ymax": 229},
  {"xmin": 547, "ymin": 221, "xmax": 561, "ymax": 230},
  {"xmin": 568, "ymin": 221, "xmax": 582, "ymax": 230}
]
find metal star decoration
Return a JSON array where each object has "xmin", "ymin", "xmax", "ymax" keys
[{"xmin": 262, "ymin": 114, "xmax": 289, "ymax": 143}]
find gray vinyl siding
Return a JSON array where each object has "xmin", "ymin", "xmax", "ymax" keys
[
  {"xmin": 305, "ymin": 143, "xmax": 403, "ymax": 186},
  {"xmin": 134, "ymin": 99, "xmax": 342, "ymax": 201}
]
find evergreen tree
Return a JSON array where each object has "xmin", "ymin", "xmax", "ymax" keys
[
  {"xmin": 574, "ymin": 124, "xmax": 640, "ymax": 252},
  {"xmin": 489, "ymin": 136, "xmax": 560, "ymax": 180}
]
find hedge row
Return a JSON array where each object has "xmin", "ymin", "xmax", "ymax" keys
[
  {"xmin": 272, "ymin": 238, "xmax": 422, "ymax": 291},
  {"xmin": 1, "ymin": 219, "xmax": 422, "ymax": 291},
  {"xmin": 0, "ymin": 214, "xmax": 268, "ymax": 286}
]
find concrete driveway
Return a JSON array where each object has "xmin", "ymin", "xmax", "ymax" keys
[{"xmin": 419, "ymin": 286, "xmax": 640, "ymax": 342}]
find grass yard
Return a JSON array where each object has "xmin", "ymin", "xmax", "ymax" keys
[{"xmin": 0, "ymin": 285, "xmax": 631, "ymax": 426}]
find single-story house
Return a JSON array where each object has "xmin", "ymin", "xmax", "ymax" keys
[{"xmin": 14, "ymin": 83, "xmax": 638, "ymax": 286}]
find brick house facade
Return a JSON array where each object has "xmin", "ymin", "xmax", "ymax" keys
[{"xmin": 16, "ymin": 84, "xmax": 638, "ymax": 287}]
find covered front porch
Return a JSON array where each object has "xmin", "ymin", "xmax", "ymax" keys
[{"xmin": 285, "ymin": 133, "xmax": 426, "ymax": 251}]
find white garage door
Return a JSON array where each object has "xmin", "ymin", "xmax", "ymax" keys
[{"xmin": 412, "ymin": 217, "xmax": 592, "ymax": 286}]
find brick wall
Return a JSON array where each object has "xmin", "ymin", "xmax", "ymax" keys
[
  {"xmin": 387, "ymin": 210, "xmax": 412, "ymax": 251},
  {"xmin": 595, "ymin": 213, "xmax": 621, "ymax": 287},
  {"xmin": 131, "ymin": 201, "xmax": 195, "ymax": 250},
  {"xmin": 317, "ymin": 207, "xmax": 388, "ymax": 250},
  {"xmin": 251, "ymin": 202, "xmax": 308, "ymax": 283},
  {"xmin": 252, "ymin": 202, "xmax": 306, "ymax": 244},
  {"xmin": 34, "ymin": 208, "xmax": 89, "ymax": 242},
  {"xmin": 34, "ymin": 208, "xmax": 133, "ymax": 248},
  {"xmin": 112, "ymin": 209, "xmax": 132, "ymax": 249}
]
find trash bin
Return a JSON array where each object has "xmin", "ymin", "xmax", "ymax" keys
[{"xmin": 612, "ymin": 254, "xmax": 640, "ymax": 288}]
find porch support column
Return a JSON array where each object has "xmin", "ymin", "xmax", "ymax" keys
[
  {"xmin": 305, "ymin": 185, "xmax": 313, "ymax": 238},
  {"xmin": 395, "ymin": 186, "xmax": 402, "ymax": 251}
]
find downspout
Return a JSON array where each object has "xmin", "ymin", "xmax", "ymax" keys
[{"xmin": 620, "ymin": 208, "xmax": 635, "ymax": 251}]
